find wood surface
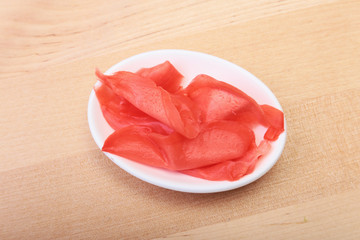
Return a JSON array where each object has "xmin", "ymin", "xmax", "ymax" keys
[{"xmin": 1, "ymin": 0, "xmax": 359, "ymax": 239}]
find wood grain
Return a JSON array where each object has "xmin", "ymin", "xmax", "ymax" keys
[
  {"xmin": 0, "ymin": 0, "xmax": 335, "ymax": 78},
  {"xmin": 1, "ymin": 0, "xmax": 359, "ymax": 239},
  {"xmin": 159, "ymin": 189, "xmax": 360, "ymax": 240}
]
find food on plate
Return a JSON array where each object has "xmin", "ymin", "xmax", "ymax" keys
[{"xmin": 95, "ymin": 61, "xmax": 284, "ymax": 181}]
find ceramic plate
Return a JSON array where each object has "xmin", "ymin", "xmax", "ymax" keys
[{"xmin": 87, "ymin": 49, "xmax": 286, "ymax": 193}]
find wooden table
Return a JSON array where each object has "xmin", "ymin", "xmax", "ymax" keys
[{"xmin": 1, "ymin": 0, "xmax": 359, "ymax": 239}]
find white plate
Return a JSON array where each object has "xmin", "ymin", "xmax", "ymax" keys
[{"xmin": 87, "ymin": 49, "xmax": 286, "ymax": 193}]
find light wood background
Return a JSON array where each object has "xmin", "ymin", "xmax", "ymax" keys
[{"xmin": 1, "ymin": 0, "xmax": 359, "ymax": 239}]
